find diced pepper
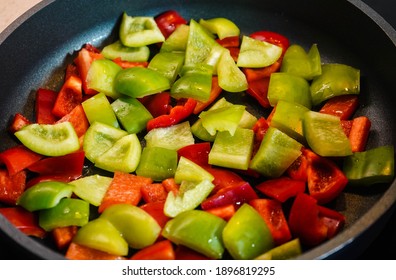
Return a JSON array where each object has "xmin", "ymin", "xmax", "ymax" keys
[
  {"xmin": 9, "ymin": 113, "xmax": 31, "ymax": 133},
  {"xmin": 246, "ymin": 77, "xmax": 271, "ymax": 108},
  {"xmin": 318, "ymin": 205, "xmax": 346, "ymax": 239},
  {"xmin": 17, "ymin": 181, "xmax": 74, "ymax": 212},
  {"xmin": 72, "ymin": 218, "xmax": 129, "ymax": 256},
  {"xmin": 14, "ymin": 122, "xmax": 80, "ymax": 157},
  {"xmin": 159, "ymin": 24, "xmax": 189, "ymax": 53},
  {"xmin": 286, "ymin": 153, "xmax": 309, "ymax": 182},
  {"xmin": 177, "ymin": 142, "xmax": 211, "ymax": 167},
  {"xmin": 155, "ymin": 10, "xmax": 188, "ymax": 39},
  {"xmin": 348, "ymin": 116, "xmax": 371, "ymax": 152},
  {"xmin": 82, "ymin": 92, "xmax": 119, "ymax": 128},
  {"xmin": 255, "ymin": 238, "xmax": 302, "ymax": 260},
  {"xmin": 86, "ymin": 59, "xmax": 122, "ymax": 99},
  {"xmin": 101, "ymin": 40, "xmax": 150, "ymax": 62},
  {"xmin": 35, "ymin": 88, "xmax": 58, "ymax": 124},
  {"xmin": 199, "ymin": 17, "xmax": 240, "ymax": 40},
  {"xmin": 70, "ymin": 174, "xmax": 112, "ymax": 207},
  {"xmin": 148, "ymin": 52, "xmax": 185, "ymax": 84},
  {"xmin": 0, "ymin": 170, "xmax": 26, "ymax": 205},
  {"xmin": 243, "ymin": 62, "xmax": 281, "ymax": 82},
  {"xmin": 65, "ymin": 242, "xmax": 125, "ymax": 260},
  {"xmin": 140, "ymin": 201, "xmax": 170, "ymax": 228},
  {"xmin": 174, "ymin": 156, "xmax": 214, "ymax": 184},
  {"xmin": 0, "ymin": 145, "xmax": 43, "ymax": 176},
  {"xmin": 217, "ymin": 48, "xmax": 248, "ymax": 92},
  {"xmin": 193, "ymin": 76, "xmax": 223, "ymax": 114},
  {"xmin": 141, "ymin": 183, "xmax": 168, "ymax": 203},
  {"xmin": 39, "ymin": 198, "xmax": 90, "ymax": 231},
  {"xmin": 52, "ymin": 75, "xmax": 83, "ymax": 118},
  {"xmin": 146, "ymin": 98, "xmax": 197, "ymax": 131},
  {"xmin": 98, "ymin": 172, "xmax": 152, "ymax": 213},
  {"xmin": 255, "ymin": 176, "xmax": 306, "ymax": 203},
  {"xmin": 112, "ymin": 58, "xmax": 148, "ymax": 69},
  {"xmin": 203, "ymin": 166, "xmax": 246, "ymax": 194},
  {"xmin": 249, "ymin": 31, "xmax": 290, "ymax": 55},
  {"xmin": 139, "ymin": 92, "xmax": 171, "ymax": 118},
  {"xmin": 303, "ymin": 111, "xmax": 352, "ymax": 157},
  {"xmin": 205, "ymin": 204, "xmax": 236, "ymax": 221},
  {"xmin": 130, "ymin": 239, "xmax": 176, "ymax": 260},
  {"xmin": 135, "ymin": 147, "xmax": 178, "ymax": 182},
  {"xmin": 222, "ymin": 203, "xmax": 274, "ymax": 260},
  {"xmin": 175, "ymin": 245, "xmax": 212, "ymax": 260},
  {"xmin": 56, "ymin": 104, "xmax": 89, "ymax": 137},
  {"xmin": 310, "ymin": 63, "xmax": 360, "ymax": 106},
  {"xmin": 237, "ymin": 36, "xmax": 282, "ymax": 68},
  {"xmin": 100, "ymin": 204, "xmax": 161, "ymax": 249},
  {"xmin": 249, "ymin": 198, "xmax": 292, "ymax": 246},
  {"xmin": 162, "ymin": 209, "xmax": 227, "ymax": 259},
  {"xmin": 319, "ymin": 95, "xmax": 359, "ymax": 120},
  {"xmin": 119, "ymin": 13, "xmax": 165, "ymax": 47},
  {"xmin": 0, "ymin": 207, "xmax": 46, "ymax": 238},
  {"xmin": 343, "ymin": 145, "xmax": 394, "ymax": 186},
  {"xmin": 216, "ymin": 35, "xmax": 240, "ymax": 48},
  {"xmin": 52, "ymin": 226, "xmax": 78, "ymax": 250}
]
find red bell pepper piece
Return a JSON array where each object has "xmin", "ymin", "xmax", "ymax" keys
[
  {"xmin": 73, "ymin": 44, "xmax": 104, "ymax": 95},
  {"xmin": 255, "ymin": 176, "xmax": 306, "ymax": 203},
  {"xmin": 52, "ymin": 75, "xmax": 83, "ymax": 118},
  {"xmin": 193, "ymin": 76, "xmax": 223, "ymax": 114},
  {"xmin": 140, "ymin": 201, "xmax": 170, "ymax": 228},
  {"xmin": 56, "ymin": 104, "xmax": 89, "ymax": 137},
  {"xmin": 27, "ymin": 151, "xmax": 85, "ymax": 181},
  {"xmin": 252, "ymin": 117, "xmax": 269, "ymax": 157},
  {"xmin": 286, "ymin": 152, "xmax": 309, "ymax": 182},
  {"xmin": 35, "ymin": 88, "xmax": 58, "ymax": 124},
  {"xmin": 204, "ymin": 204, "xmax": 236, "ymax": 221},
  {"xmin": 52, "ymin": 226, "xmax": 78, "ymax": 250},
  {"xmin": 161, "ymin": 178, "xmax": 180, "ymax": 195},
  {"xmin": 9, "ymin": 113, "xmax": 31, "ymax": 133},
  {"xmin": 318, "ymin": 205, "xmax": 345, "ymax": 239},
  {"xmin": 130, "ymin": 239, "xmax": 176, "ymax": 260},
  {"xmin": 140, "ymin": 92, "xmax": 171, "ymax": 118},
  {"xmin": 112, "ymin": 57, "xmax": 148, "ymax": 69},
  {"xmin": 141, "ymin": 183, "xmax": 168, "ymax": 203},
  {"xmin": 288, "ymin": 193, "xmax": 328, "ymax": 247},
  {"xmin": 146, "ymin": 98, "xmax": 197, "ymax": 131},
  {"xmin": 177, "ymin": 142, "xmax": 211, "ymax": 167},
  {"xmin": 319, "ymin": 95, "xmax": 359, "ymax": 120},
  {"xmin": 98, "ymin": 172, "xmax": 153, "ymax": 213},
  {"xmin": 65, "ymin": 63, "xmax": 79, "ymax": 80},
  {"xmin": 243, "ymin": 62, "xmax": 281, "ymax": 82},
  {"xmin": 249, "ymin": 198, "xmax": 292, "ymax": 246},
  {"xmin": 65, "ymin": 242, "xmax": 126, "ymax": 260},
  {"xmin": 246, "ymin": 77, "xmax": 271, "ymax": 108},
  {"xmin": 216, "ymin": 35, "xmax": 240, "ymax": 48},
  {"xmin": 200, "ymin": 182, "xmax": 258, "ymax": 210},
  {"xmin": 0, "ymin": 145, "xmax": 43, "ymax": 176},
  {"xmin": 202, "ymin": 165, "xmax": 245, "ymax": 194},
  {"xmin": 154, "ymin": 10, "xmax": 188, "ymax": 39},
  {"xmin": 341, "ymin": 119, "xmax": 353, "ymax": 137},
  {"xmin": 250, "ymin": 30, "xmax": 290, "ymax": 55},
  {"xmin": 303, "ymin": 149, "xmax": 348, "ymax": 205},
  {"xmin": 348, "ymin": 116, "xmax": 371, "ymax": 152},
  {"xmin": 0, "ymin": 207, "xmax": 46, "ymax": 238},
  {"xmin": 175, "ymin": 245, "xmax": 212, "ymax": 260},
  {"xmin": 26, "ymin": 174, "xmax": 75, "ymax": 189}
]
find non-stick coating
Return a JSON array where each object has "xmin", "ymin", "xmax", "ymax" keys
[{"xmin": 0, "ymin": 0, "xmax": 395, "ymax": 259}]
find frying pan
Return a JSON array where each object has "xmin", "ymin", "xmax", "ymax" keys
[{"xmin": 0, "ymin": 0, "xmax": 395, "ymax": 260}]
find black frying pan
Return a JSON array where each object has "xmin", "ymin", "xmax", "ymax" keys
[{"xmin": 0, "ymin": 0, "xmax": 395, "ymax": 260}]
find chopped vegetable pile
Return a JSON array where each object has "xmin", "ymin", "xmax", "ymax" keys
[{"xmin": 0, "ymin": 10, "xmax": 395, "ymax": 260}]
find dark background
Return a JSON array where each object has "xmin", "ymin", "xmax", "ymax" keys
[{"xmin": 0, "ymin": 0, "xmax": 396, "ymax": 260}]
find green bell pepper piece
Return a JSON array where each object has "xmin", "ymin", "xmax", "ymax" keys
[
  {"xmin": 114, "ymin": 67, "xmax": 171, "ymax": 98},
  {"xmin": 17, "ymin": 181, "xmax": 74, "ymax": 212},
  {"xmin": 250, "ymin": 127, "xmax": 303, "ymax": 177},
  {"xmin": 73, "ymin": 218, "xmax": 129, "ymax": 256},
  {"xmin": 171, "ymin": 63, "xmax": 213, "ymax": 102},
  {"xmin": 86, "ymin": 59, "xmax": 122, "ymax": 99},
  {"xmin": 267, "ymin": 72, "xmax": 312, "ymax": 109},
  {"xmin": 255, "ymin": 238, "xmax": 302, "ymax": 260},
  {"xmin": 199, "ymin": 17, "xmax": 240, "ymax": 40},
  {"xmin": 162, "ymin": 210, "xmax": 226, "ymax": 259},
  {"xmin": 119, "ymin": 13, "xmax": 165, "ymax": 47},
  {"xmin": 217, "ymin": 48, "xmax": 248, "ymax": 92},
  {"xmin": 100, "ymin": 204, "xmax": 161, "ymax": 249},
  {"xmin": 83, "ymin": 121, "xmax": 128, "ymax": 164},
  {"xmin": 343, "ymin": 145, "xmax": 395, "ymax": 186},
  {"xmin": 70, "ymin": 174, "xmax": 113, "ymax": 207},
  {"xmin": 174, "ymin": 156, "xmax": 214, "ymax": 184},
  {"xmin": 280, "ymin": 44, "xmax": 321, "ymax": 80},
  {"xmin": 82, "ymin": 92, "xmax": 120, "ymax": 128},
  {"xmin": 148, "ymin": 52, "xmax": 185, "ymax": 84},
  {"xmin": 135, "ymin": 146, "xmax": 178, "ymax": 181},
  {"xmin": 160, "ymin": 24, "xmax": 189, "ymax": 53},
  {"xmin": 144, "ymin": 121, "xmax": 195, "ymax": 151},
  {"xmin": 270, "ymin": 100, "xmax": 310, "ymax": 144},
  {"xmin": 39, "ymin": 198, "xmax": 89, "ymax": 231},
  {"xmin": 303, "ymin": 111, "xmax": 352, "ymax": 157},
  {"xmin": 111, "ymin": 96, "xmax": 153, "ymax": 134},
  {"xmin": 310, "ymin": 63, "xmax": 360, "ymax": 106},
  {"xmin": 94, "ymin": 133, "xmax": 142, "ymax": 173},
  {"xmin": 209, "ymin": 127, "xmax": 254, "ymax": 170},
  {"xmin": 223, "ymin": 203, "xmax": 274, "ymax": 260},
  {"xmin": 164, "ymin": 179, "xmax": 215, "ymax": 218},
  {"xmin": 101, "ymin": 40, "xmax": 150, "ymax": 62},
  {"xmin": 199, "ymin": 104, "xmax": 246, "ymax": 136},
  {"xmin": 237, "ymin": 35, "xmax": 283, "ymax": 68}
]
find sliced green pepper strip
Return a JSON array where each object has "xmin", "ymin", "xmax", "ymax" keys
[
  {"xmin": 162, "ymin": 210, "xmax": 226, "ymax": 259},
  {"xmin": 148, "ymin": 52, "xmax": 185, "ymax": 84},
  {"xmin": 255, "ymin": 238, "xmax": 302, "ymax": 260},
  {"xmin": 101, "ymin": 40, "xmax": 150, "ymax": 62},
  {"xmin": 17, "ymin": 181, "xmax": 74, "ymax": 212},
  {"xmin": 217, "ymin": 48, "xmax": 248, "ymax": 92},
  {"xmin": 310, "ymin": 63, "xmax": 360, "ymax": 106},
  {"xmin": 199, "ymin": 17, "xmax": 240, "ymax": 40},
  {"xmin": 39, "ymin": 198, "xmax": 90, "ymax": 231},
  {"xmin": 343, "ymin": 145, "xmax": 395, "ymax": 186},
  {"xmin": 119, "ymin": 13, "xmax": 165, "ymax": 47},
  {"xmin": 86, "ymin": 59, "xmax": 122, "ymax": 99},
  {"xmin": 174, "ymin": 156, "xmax": 214, "ymax": 184}
]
